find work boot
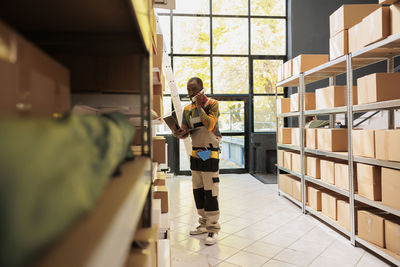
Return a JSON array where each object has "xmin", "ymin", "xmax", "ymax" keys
[
  {"xmin": 205, "ymin": 232, "xmax": 218, "ymax": 246},
  {"xmin": 189, "ymin": 225, "xmax": 207, "ymax": 235}
]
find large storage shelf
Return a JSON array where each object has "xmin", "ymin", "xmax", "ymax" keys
[
  {"xmin": 304, "ymin": 176, "xmax": 349, "ymax": 197},
  {"xmin": 277, "ymin": 144, "xmax": 300, "ymax": 151},
  {"xmin": 279, "ymin": 190, "xmax": 302, "ymax": 208},
  {"xmin": 304, "ymin": 107, "xmax": 347, "ymax": 116},
  {"xmin": 355, "ymin": 237, "xmax": 400, "ymax": 267},
  {"xmin": 277, "ymin": 112, "xmax": 300, "ymax": 118},
  {"xmin": 278, "ymin": 166, "xmax": 302, "ymax": 179},
  {"xmin": 304, "ymin": 148, "xmax": 348, "ymax": 161},
  {"xmin": 353, "ymin": 99, "xmax": 400, "ymax": 113},
  {"xmin": 353, "ymin": 156, "xmax": 400, "ymax": 170},
  {"xmin": 303, "ymin": 55, "xmax": 347, "ymax": 82},
  {"xmin": 305, "ymin": 207, "xmax": 350, "ymax": 237},
  {"xmin": 354, "ymin": 195, "xmax": 400, "ymax": 217},
  {"xmin": 0, "ymin": 0, "xmax": 152, "ymax": 54},
  {"xmin": 352, "ymin": 32, "xmax": 400, "ymax": 60},
  {"xmin": 35, "ymin": 157, "xmax": 151, "ymax": 267}
]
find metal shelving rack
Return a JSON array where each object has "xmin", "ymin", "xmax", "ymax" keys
[{"xmin": 275, "ymin": 32, "xmax": 400, "ymax": 266}]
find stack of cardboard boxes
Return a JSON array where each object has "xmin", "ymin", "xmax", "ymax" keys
[{"xmin": 279, "ymin": 174, "xmax": 302, "ymax": 202}]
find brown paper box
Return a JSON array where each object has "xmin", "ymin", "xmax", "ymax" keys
[
  {"xmin": 153, "ymin": 34, "xmax": 163, "ymax": 70},
  {"xmin": 356, "ymin": 163, "xmax": 381, "ymax": 201},
  {"xmin": 283, "ymin": 60, "xmax": 292, "ymax": 80},
  {"xmin": 278, "ymin": 128, "xmax": 292, "ymax": 144},
  {"xmin": 277, "ymin": 98, "xmax": 291, "ymax": 114},
  {"xmin": 349, "ymin": 22, "xmax": 366, "ymax": 53},
  {"xmin": 357, "ymin": 73, "xmax": 400, "ymax": 105},
  {"xmin": 291, "ymin": 153, "xmax": 301, "ymax": 174},
  {"xmin": 152, "ymin": 136, "xmax": 166, "ymax": 164},
  {"xmin": 278, "ymin": 63, "xmax": 284, "ymax": 82},
  {"xmin": 306, "ymin": 128, "xmax": 318, "ymax": 149},
  {"xmin": 381, "ymin": 168, "xmax": 400, "ymax": 210},
  {"xmin": 278, "ymin": 150, "xmax": 284, "ymax": 167},
  {"xmin": 391, "ymin": 3, "xmax": 400, "ymax": 35},
  {"xmin": 337, "ymin": 200, "xmax": 350, "ymax": 231},
  {"xmin": 308, "ymin": 186, "xmax": 322, "ymax": 211},
  {"xmin": 153, "ymin": 95, "xmax": 163, "ymax": 118},
  {"xmin": 279, "ymin": 174, "xmax": 293, "ymax": 196},
  {"xmin": 329, "ymin": 4, "xmax": 380, "ymax": 37},
  {"xmin": 153, "ymin": 186, "xmax": 168, "ymax": 213},
  {"xmin": 320, "ymin": 160, "xmax": 335, "ymax": 185},
  {"xmin": 292, "ymin": 54, "xmax": 329, "ymax": 76},
  {"xmin": 306, "ymin": 156, "xmax": 321, "ymax": 179},
  {"xmin": 352, "ymin": 130, "xmax": 375, "ymax": 158},
  {"xmin": 385, "ymin": 219, "xmax": 400, "ymax": 255},
  {"xmin": 357, "ymin": 210, "xmax": 385, "ymax": 247},
  {"xmin": 315, "ymin": 86, "xmax": 357, "ymax": 109},
  {"xmin": 375, "ymin": 129, "xmax": 400, "ymax": 162},
  {"xmin": 317, "ymin": 128, "xmax": 348, "ymax": 152},
  {"xmin": 283, "ymin": 151, "xmax": 292, "ymax": 170},
  {"xmin": 291, "ymin": 128, "xmax": 306, "ymax": 147},
  {"xmin": 154, "ymin": 172, "xmax": 166, "ymax": 186},
  {"xmin": 363, "ymin": 7, "xmax": 390, "ymax": 46},
  {"xmin": 329, "ymin": 30, "xmax": 348, "ymax": 60},
  {"xmin": 292, "ymin": 179, "xmax": 302, "ymax": 202},
  {"xmin": 335, "ymin": 163, "xmax": 349, "ymax": 191},
  {"xmin": 290, "ymin": 93, "xmax": 316, "ymax": 112},
  {"xmin": 321, "ymin": 192, "xmax": 338, "ymax": 220}
]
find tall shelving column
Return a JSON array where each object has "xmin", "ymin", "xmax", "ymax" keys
[{"xmin": 299, "ymin": 73, "xmax": 306, "ymax": 214}]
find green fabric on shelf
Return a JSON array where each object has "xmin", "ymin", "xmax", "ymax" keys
[{"xmin": 0, "ymin": 113, "xmax": 135, "ymax": 267}]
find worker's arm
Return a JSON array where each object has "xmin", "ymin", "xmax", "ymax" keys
[
  {"xmin": 197, "ymin": 100, "xmax": 218, "ymax": 132},
  {"xmin": 175, "ymin": 111, "xmax": 190, "ymax": 139}
]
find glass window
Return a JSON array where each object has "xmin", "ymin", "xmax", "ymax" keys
[
  {"xmin": 251, "ymin": 0, "xmax": 285, "ymax": 16},
  {"xmin": 157, "ymin": 15, "xmax": 171, "ymax": 54},
  {"xmin": 173, "ymin": 17, "xmax": 210, "ymax": 54},
  {"xmin": 251, "ymin": 18, "xmax": 285, "ymax": 55},
  {"xmin": 173, "ymin": 56, "xmax": 211, "ymax": 94},
  {"xmin": 212, "ymin": 0, "xmax": 248, "ymax": 15},
  {"xmin": 220, "ymin": 136, "xmax": 245, "ymax": 169},
  {"xmin": 254, "ymin": 96, "xmax": 283, "ymax": 132},
  {"xmin": 173, "ymin": 0, "xmax": 210, "ymax": 14},
  {"xmin": 253, "ymin": 60, "xmax": 283, "ymax": 94},
  {"xmin": 218, "ymin": 101, "xmax": 245, "ymax": 132},
  {"xmin": 213, "ymin": 57, "xmax": 249, "ymax": 94},
  {"xmin": 213, "ymin": 18, "xmax": 248, "ymax": 55}
]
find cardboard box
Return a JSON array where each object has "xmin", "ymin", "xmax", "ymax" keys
[
  {"xmin": 153, "ymin": 186, "xmax": 168, "ymax": 213},
  {"xmin": 152, "ymin": 136, "xmax": 166, "ymax": 164},
  {"xmin": 352, "ymin": 130, "xmax": 375, "ymax": 158},
  {"xmin": 154, "ymin": 172, "xmax": 166, "ymax": 186},
  {"xmin": 132, "ymin": 126, "xmax": 148, "ymax": 146},
  {"xmin": 321, "ymin": 192, "xmax": 338, "ymax": 220},
  {"xmin": 292, "ymin": 54, "xmax": 329, "ymax": 76},
  {"xmin": 337, "ymin": 200, "xmax": 350, "ymax": 231},
  {"xmin": 357, "ymin": 73, "xmax": 400, "ymax": 105},
  {"xmin": 391, "ymin": 3, "xmax": 400, "ymax": 35},
  {"xmin": 291, "ymin": 152, "xmax": 302, "ymax": 174},
  {"xmin": 283, "ymin": 60, "xmax": 292, "ymax": 80},
  {"xmin": 153, "ymin": 84, "xmax": 163, "ymax": 96},
  {"xmin": 153, "ymin": 34, "xmax": 163, "ymax": 70},
  {"xmin": 329, "ymin": 4, "xmax": 380, "ymax": 37},
  {"xmin": 375, "ymin": 129, "xmax": 400, "ymax": 162},
  {"xmin": 330, "ymin": 30, "xmax": 348, "ymax": 60},
  {"xmin": 153, "ymin": 94, "xmax": 163, "ymax": 118},
  {"xmin": 381, "ymin": 167, "xmax": 400, "ymax": 210},
  {"xmin": 308, "ymin": 186, "xmax": 322, "ymax": 211},
  {"xmin": 362, "ymin": 7, "xmax": 390, "ymax": 46},
  {"xmin": 306, "ymin": 128, "xmax": 318, "ymax": 149},
  {"xmin": 278, "ymin": 150, "xmax": 284, "ymax": 167},
  {"xmin": 380, "ymin": 0, "xmax": 399, "ymax": 4},
  {"xmin": 335, "ymin": 163, "xmax": 349, "ymax": 191},
  {"xmin": 279, "ymin": 174, "xmax": 293, "ymax": 196},
  {"xmin": 320, "ymin": 159, "xmax": 335, "ymax": 185},
  {"xmin": 317, "ymin": 128, "xmax": 348, "ymax": 152},
  {"xmin": 283, "ymin": 151, "xmax": 292, "ymax": 170},
  {"xmin": 0, "ymin": 22, "xmax": 70, "ymax": 117},
  {"xmin": 277, "ymin": 98, "xmax": 291, "ymax": 114},
  {"xmin": 349, "ymin": 22, "xmax": 365, "ymax": 53},
  {"xmin": 356, "ymin": 163, "xmax": 381, "ymax": 201},
  {"xmin": 291, "ymin": 128, "xmax": 305, "ymax": 147},
  {"xmin": 315, "ymin": 86, "xmax": 357, "ymax": 110},
  {"xmin": 292, "ymin": 178, "xmax": 302, "ymax": 202},
  {"xmin": 278, "ymin": 63, "xmax": 284, "ymax": 82},
  {"xmin": 357, "ymin": 210, "xmax": 385, "ymax": 247},
  {"xmin": 278, "ymin": 128, "xmax": 292, "ymax": 144},
  {"xmin": 385, "ymin": 219, "xmax": 400, "ymax": 255},
  {"xmin": 290, "ymin": 93, "xmax": 316, "ymax": 112},
  {"xmin": 306, "ymin": 156, "xmax": 320, "ymax": 179}
]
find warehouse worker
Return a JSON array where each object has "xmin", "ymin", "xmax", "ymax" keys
[{"xmin": 175, "ymin": 77, "xmax": 222, "ymax": 246}]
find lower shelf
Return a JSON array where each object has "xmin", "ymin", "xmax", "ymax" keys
[
  {"xmin": 278, "ymin": 190, "xmax": 302, "ymax": 208},
  {"xmin": 304, "ymin": 176, "xmax": 349, "ymax": 198},
  {"xmin": 305, "ymin": 206, "xmax": 350, "ymax": 237},
  {"xmin": 277, "ymin": 166, "xmax": 302, "ymax": 178},
  {"xmin": 355, "ymin": 236, "xmax": 400, "ymax": 266},
  {"xmin": 354, "ymin": 195, "xmax": 400, "ymax": 217}
]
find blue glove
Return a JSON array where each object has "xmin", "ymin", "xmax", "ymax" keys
[{"xmin": 197, "ymin": 150, "xmax": 211, "ymax": 161}]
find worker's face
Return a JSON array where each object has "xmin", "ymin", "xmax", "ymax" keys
[{"xmin": 187, "ymin": 81, "xmax": 202, "ymax": 100}]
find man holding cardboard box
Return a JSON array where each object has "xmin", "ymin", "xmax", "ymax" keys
[{"xmin": 175, "ymin": 77, "xmax": 222, "ymax": 246}]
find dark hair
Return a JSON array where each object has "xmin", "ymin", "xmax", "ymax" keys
[{"xmin": 188, "ymin": 77, "xmax": 203, "ymax": 89}]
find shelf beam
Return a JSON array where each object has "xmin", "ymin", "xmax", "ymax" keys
[
  {"xmin": 305, "ymin": 207, "xmax": 350, "ymax": 237},
  {"xmin": 304, "ymin": 148, "xmax": 348, "ymax": 161},
  {"xmin": 278, "ymin": 166, "xmax": 302, "ymax": 179},
  {"xmin": 354, "ymin": 195, "xmax": 400, "ymax": 217},
  {"xmin": 278, "ymin": 190, "xmax": 302, "ymax": 208},
  {"xmin": 277, "ymin": 144, "xmax": 301, "ymax": 151},
  {"xmin": 355, "ymin": 237, "xmax": 400, "ymax": 267},
  {"xmin": 304, "ymin": 176, "xmax": 349, "ymax": 197},
  {"xmin": 353, "ymin": 156, "xmax": 400, "ymax": 171}
]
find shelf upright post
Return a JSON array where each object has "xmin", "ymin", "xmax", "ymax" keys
[
  {"xmin": 275, "ymin": 84, "xmax": 280, "ymax": 196},
  {"xmin": 387, "ymin": 57, "xmax": 395, "ymax": 129},
  {"xmin": 299, "ymin": 73, "xmax": 306, "ymax": 214},
  {"xmin": 346, "ymin": 54, "xmax": 356, "ymax": 245},
  {"xmin": 329, "ymin": 76, "xmax": 336, "ymax": 127}
]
